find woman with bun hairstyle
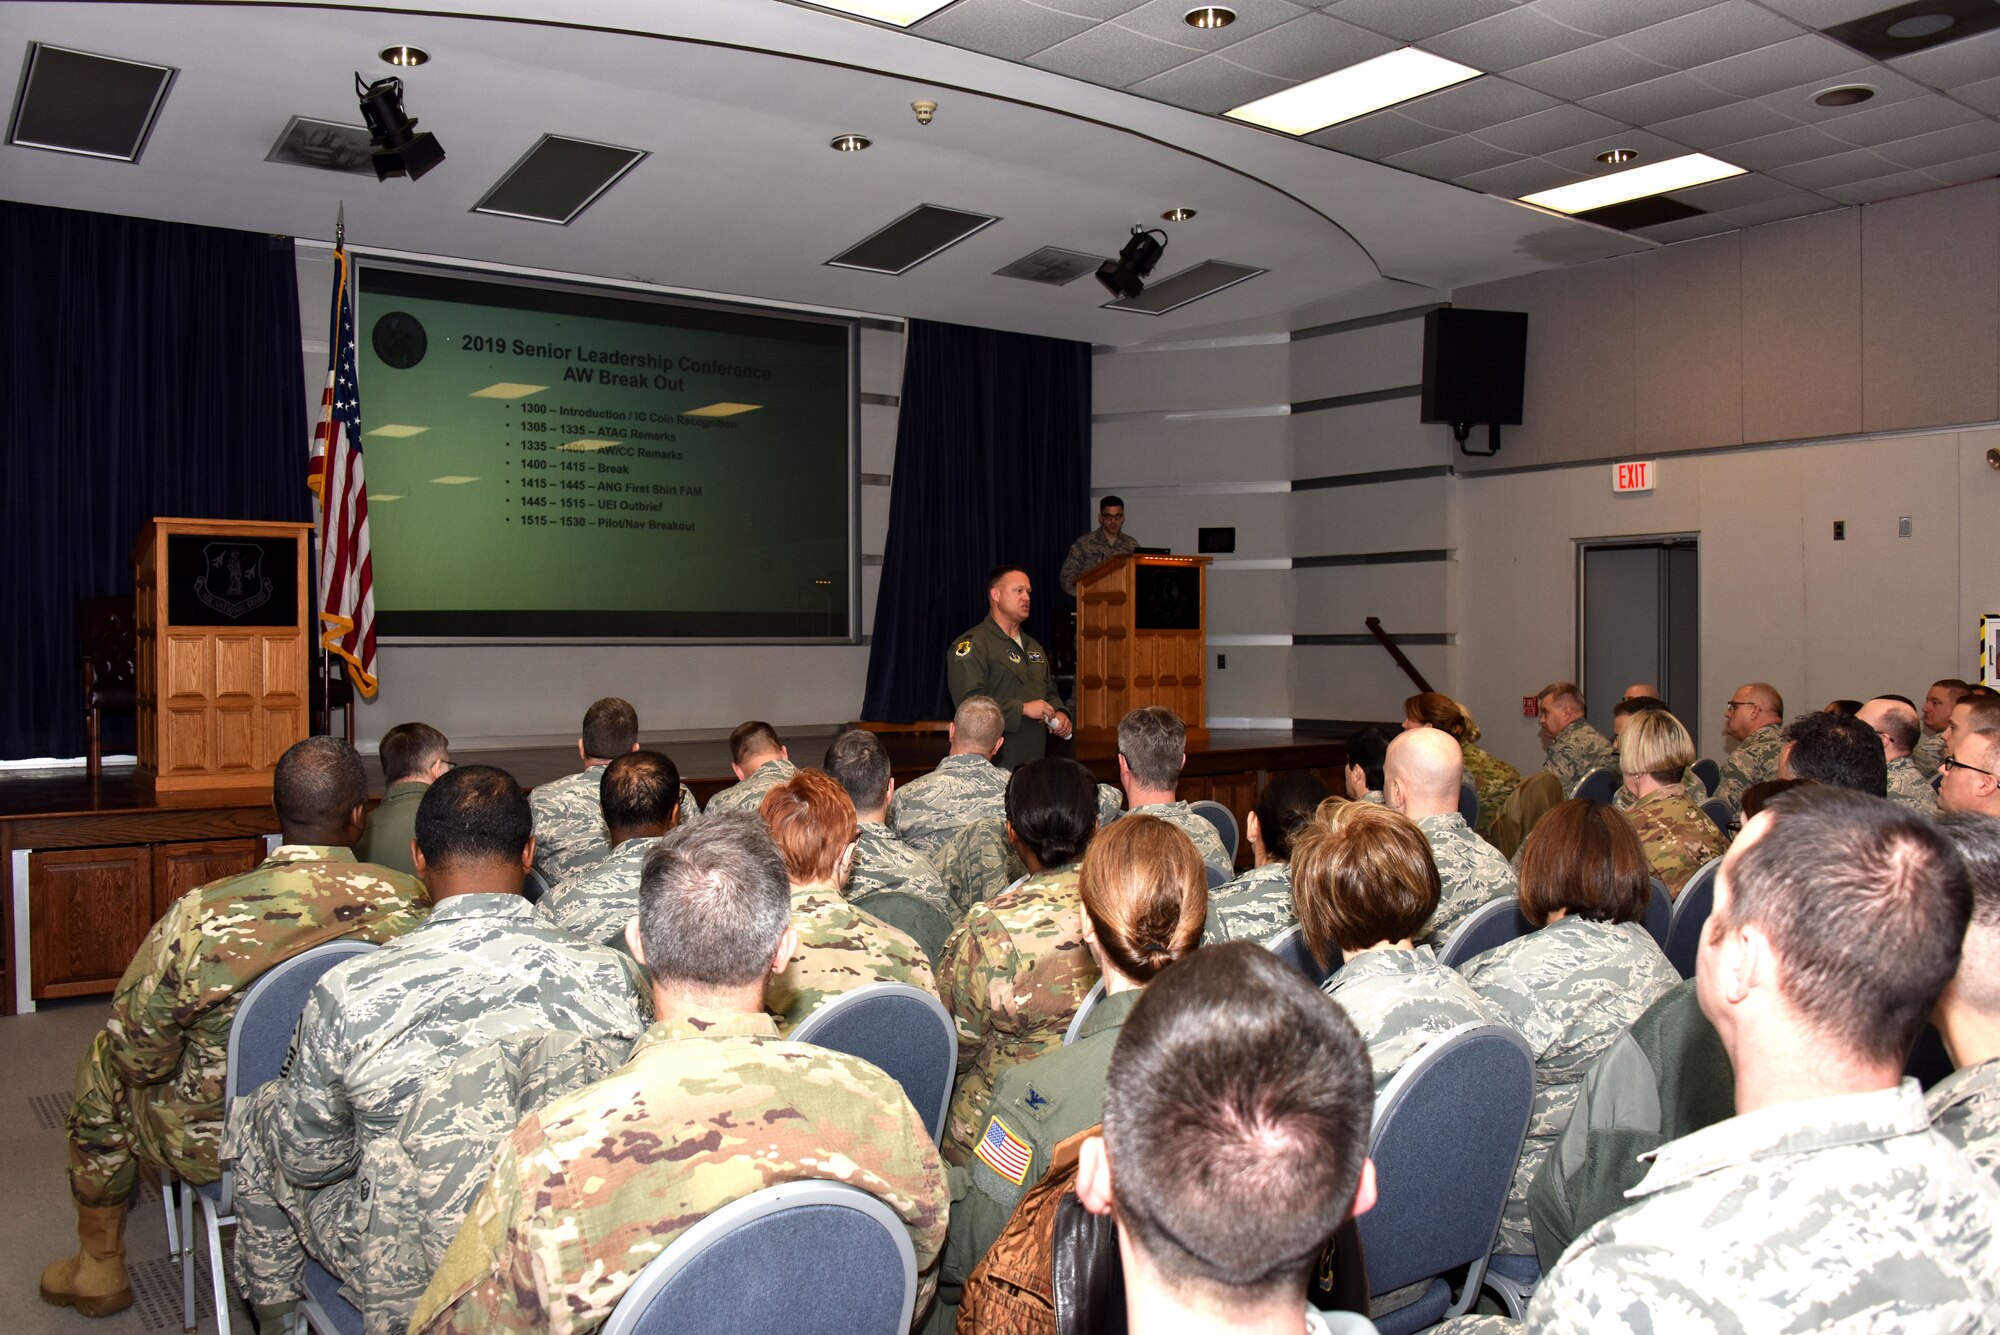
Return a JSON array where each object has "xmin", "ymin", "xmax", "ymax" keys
[{"xmin": 1405, "ymin": 691, "xmax": 1519, "ymax": 836}]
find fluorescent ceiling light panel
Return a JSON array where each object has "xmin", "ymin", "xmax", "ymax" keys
[
  {"xmin": 364, "ymin": 424, "xmax": 429, "ymax": 438},
  {"xmin": 685, "ymin": 402, "xmax": 762, "ymax": 417},
  {"xmin": 1225, "ymin": 48, "xmax": 1481, "ymax": 135},
  {"xmin": 1520, "ymin": 154, "xmax": 1746, "ymax": 214},
  {"xmin": 468, "ymin": 383, "xmax": 546, "ymax": 399},
  {"xmin": 808, "ymin": 0, "xmax": 959, "ymax": 24},
  {"xmin": 560, "ymin": 439, "xmax": 620, "ymax": 452},
  {"xmin": 429, "ymin": 475, "xmax": 480, "ymax": 484}
]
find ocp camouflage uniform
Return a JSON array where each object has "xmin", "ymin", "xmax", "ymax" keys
[
  {"xmin": 535, "ymin": 835, "xmax": 661, "ymax": 945},
  {"xmin": 408, "ymin": 1008, "xmax": 950, "ymax": 1335},
  {"xmin": 1127, "ymin": 800, "xmax": 1232, "ymax": 881},
  {"xmin": 940, "ymin": 867, "xmax": 1099, "ymax": 1166},
  {"xmin": 1058, "ymin": 527, "xmax": 1138, "ymax": 596},
  {"xmin": 1463, "ymin": 742, "xmax": 1521, "ymax": 836},
  {"xmin": 1202, "ymin": 861, "xmax": 1295, "ymax": 945},
  {"xmin": 226, "ymin": 894, "xmax": 647, "ymax": 1310},
  {"xmin": 1416, "ymin": 811, "xmax": 1518, "ymax": 942},
  {"xmin": 1619, "ymin": 783, "xmax": 1725, "ymax": 899},
  {"xmin": 891, "ymin": 753, "xmax": 1009, "ymax": 859},
  {"xmin": 530, "ymin": 767, "xmax": 697, "ymax": 886},
  {"xmin": 1324, "ymin": 946, "xmax": 1491, "ymax": 1096},
  {"xmin": 63, "ymin": 847, "xmax": 429, "ymax": 1208},
  {"xmin": 702, "ymin": 756, "xmax": 798, "ymax": 815},
  {"xmin": 1929, "ymin": 1057, "xmax": 2000, "ymax": 1178},
  {"xmin": 1462, "ymin": 916, "xmax": 1679, "ymax": 1258},
  {"xmin": 1610, "ymin": 767, "xmax": 1697, "ymax": 812},
  {"xmin": 1710, "ymin": 722, "xmax": 1783, "ymax": 817},
  {"xmin": 1543, "ymin": 718, "xmax": 1616, "ymax": 795},
  {"xmin": 933, "ymin": 817, "xmax": 1029, "ymax": 919},
  {"xmin": 1916, "ymin": 727, "xmax": 1948, "ymax": 779},
  {"xmin": 1888, "ymin": 754, "xmax": 1942, "ymax": 815},
  {"xmin": 767, "ymin": 883, "xmax": 937, "ymax": 1035}
]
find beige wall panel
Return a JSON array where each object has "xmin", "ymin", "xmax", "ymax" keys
[
  {"xmin": 1294, "ymin": 562, "xmax": 1452, "ymax": 637},
  {"xmin": 1289, "ymin": 644, "xmax": 1452, "ymax": 723},
  {"xmin": 1289, "ymin": 318, "xmax": 1427, "ymax": 401},
  {"xmin": 1633, "ymin": 234, "xmax": 1743, "ymax": 454},
  {"xmin": 1113, "ymin": 491, "xmax": 1292, "ymax": 560},
  {"xmin": 1963, "ymin": 427, "xmax": 2000, "ymax": 682},
  {"xmin": 1093, "ymin": 342, "xmax": 1291, "ymax": 415},
  {"xmin": 1093, "ymin": 415, "xmax": 1291, "ymax": 488},
  {"xmin": 860, "ymin": 403, "xmax": 900, "ymax": 475},
  {"xmin": 1205, "ymin": 568, "xmax": 1292, "ymax": 638},
  {"xmin": 1292, "ymin": 397, "xmax": 1453, "ymax": 479},
  {"xmin": 1861, "ymin": 180, "xmax": 2000, "ymax": 433},
  {"xmin": 858, "ymin": 327, "xmax": 905, "ymax": 397},
  {"xmin": 1741, "ymin": 209, "xmax": 1863, "ymax": 444},
  {"xmin": 1293, "ymin": 479, "xmax": 1452, "ymax": 554},
  {"xmin": 861, "ymin": 483, "xmax": 890, "ymax": 558},
  {"xmin": 860, "ymin": 564, "xmax": 882, "ymax": 639},
  {"xmin": 1204, "ymin": 645, "xmax": 1291, "ymax": 723}
]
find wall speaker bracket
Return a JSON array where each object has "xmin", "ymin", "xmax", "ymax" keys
[{"xmin": 1453, "ymin": 422, "xmax": 1502, "ymax": 457}]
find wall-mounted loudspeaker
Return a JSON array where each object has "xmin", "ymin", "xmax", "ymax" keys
[{"xmin": 1421, "ymin": 307, "xmax": 1527, "ymax": 456}]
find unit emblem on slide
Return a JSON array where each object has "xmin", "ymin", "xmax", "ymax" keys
[
  {"xmin": 195, "ymin": 542, "xmax": 273, "ymax": 618},
  {"xmin": 371, "ymin": 310, "xmax": 428, "ymax": 369},
  {"xmin": 955, "ymin": 639, "xmax": 973, "ymax": 658}
]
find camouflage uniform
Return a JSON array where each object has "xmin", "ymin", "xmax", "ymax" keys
[
  {"xmin": 1096, "ymin": 782, "xmax": 1124, "ymax": 826},
  {"xmin": 1929, "ymin": 1057, "xmax": 2000, "ymax": 1178},
  {"xmin": 408, "ymin": 1007, "xmax": 950, "ymax": 1335},
  {"xmin": 1915, "ymin": 728, "xmax": 1948, "ymax": 779},
  {"xmin": 702, "ymin": 756, "xmax": 798, "ymax": 815},
  {"xmin": 1324, "ymin": 946, "xmax": 1492, "ymax": 1096},
  {"xmin": 1887, "ymin": 754, "xmax": 1942, "ymax": 815},
  {"xmin": 940, "ymin": 867, "xmax": 1099, "ymax": 1166},
  {"xmin": 946, "ymin": 617, "xmax": 1065, "ymax": 768},
  {"xmin": 226, "ymin": 893, "xmax": 647, "ymax": 1310},
  {"xmin": 1462, "ymin": 916, "xmax": 1680, "ymax": 1257},
  {"xmin": 846, "ymin": 821, "xmax": 957, "ymax": 966},
  {"xmin": 1202, "ymin": 861, "xmax": 1296, "ymax": 945},
  {"xmin": 530, "ymin": 767, "xmax": 697, "ymax": 886},
  {"xmin": 1127, "ymin": 800, "xmax": 1231, "ymax": 881},
  {"xmin": 767, "ymin": 883, "xmax": 937, "ymax": 1035},
  {"xmin": 355, "ymin": 780, "xmax": 427, "ymax": 876},
  {"xmin": 1058, "ymin": 527, "xmax": 1138, "ymax": 596},
  {"xmin": 63, "ymin": 847, "xmax": 428, "ymax": 1208},
  {"xmin": 1543, "ymin": 718, "xmax": 1616, "ymax": 795},
  {"xmin": 1416, "ymin": 812, "xmax": 1519, "ymax": 942},
  {"xmin": 1463, "ymin": 742, "xmax": 1522, "ymax": 836},
  {"xmin": 1619, "ymin": 784, "xmax": 1726, "ymax": 899},
  {"xmin": 891, "ymin": 752, "xmax": 1010, "ymax": 859},
  {"xmin": 933, "ymin": 817, "xmax": 1029, "ymax": 919},
  {"xmin": 1710, "ymin": 723, "xmax": 1784, "ymax": 817},
  {"xmin": 535, "ymin": 835, "xmax": 661, "ymax": 945}
]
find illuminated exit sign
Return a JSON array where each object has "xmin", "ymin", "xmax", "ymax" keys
[{"xmin": 1614, "ymin": 460, "xmax": 1655, "ymax": 492}]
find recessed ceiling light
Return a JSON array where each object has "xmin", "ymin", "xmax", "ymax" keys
[
  {"xmin": 1814, "ymin": 84, "xmax": 1877, "ymax": 107},
  {"xmin": 1162, "ymin": 207, "xmax": 1197, "ymax": 221},
  {"xmin": 1185, "ymin": 6, "xmax": 1236, "ymax": 28},
  {"xmin": 830, "ymin": 133, "xmax": 872, "ymax": 152},
  {"xmin": 379, "ymin": 46, "xmax": 429, "ymax": 67},
  {"xmin": 1519, "ymin": 153, "xmax": 1745, "ymax": 215},
  {"xmin": 1596, "ymin": 148, "xmax": 1638, "ymax": 165},
  {"xmin": 808, "ymin": 0, "xmax": 959, "ymax": 24},
  {"xmin": 1225, "ymin": 48, "xmax": 1483, "ymax": 136}
]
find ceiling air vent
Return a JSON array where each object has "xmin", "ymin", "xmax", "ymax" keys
[
  {"xmin": 8, "ymin": 42, "xmax": 175, "ymax": 161},
  {"xmin": 1822, "ymin": 0, "xmax": 2000, "ymax": 61},
  {"xmin": 1103, "ymin": 260, "xmax": 1265, "ymax": 315},
  {"xmin": 1573, "ymin": 197, "xmax": 1706, "ymax": 231},
  {"xmin": 994, "ymin": 246, "xmax": 1107, "ymax": 286},
  {"xmin": 472, "ymin": 135, "xmax": 648, "ymax": 225},
  {"xmin": 266, "ymin": 116, "xmax": 375, "ymax": 174},
  {"xmin": 827, "ymin": 204, "xmax": 999, "ymax": 275}
]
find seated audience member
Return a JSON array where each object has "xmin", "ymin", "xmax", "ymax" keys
[
  {"xmin": 933, "ymin": 815, "xmax": 1030, "ymax": 918},
  {"xmin": 39, "ymin": 738, "xmax": 429, "ymax": 1319},
  {"xmin": 1931, "ymin": 812, "xmax": 2000, "ymax": 1174},
  {"xmin": 1942, "ymin": 728, "xmax": 2000, "ymax": 818},
  {"xmin": 409, "ymin": 812, "xmax": 948, "ymax": 1335},
  {"xmin": 1917, "ymin": 678, "xmax": 1973, "ymax": 776},
  {"xmin": 1297, "ymin": 803, "xmax": 1492, "ymax": 1096},
  {"xmin": 892, "ymin": 694, "xmax": 1007, "ymax": 857},
  {"xmin": 1384, "ymin": 726, "xmax": 1519, "ymax": 939},
  {"xmin": 1204, "ymin": 770, "xmax": 1330, "ymax": 944},
  {"xmin": 1824, "ymin": 698, "xmax": 1864, "ymax": 716},
  {"xmin": 1944, "ymin": 695, "xmax": 2000, "ymax": 770},
  {"xmin": 703, "ymin": 719, "xmax": 797, "ymax": 813},
  {"xmin": 228, "ymin": 766, "xmax": 646, "ymax": 1330},
  {"xmin": 1778, "ymin": 709, "xmax": 1888, "ymax": 796},
  {"xmin": 1532, "ymin": 682, "xmax": 1616, "ymax": 794},
  {"xmin": 1621, "ymin": 683, "xmax": 1662, "ymax": 702},
  {"xmin": 758, "ymin": 769, "xmax": 935, "ymax": 1033},
  {"xmin": 1616, "ymin": 709, "xmax": 1725, "ymax": 898},
  {"xmin": 1462, "ymin": 800, "xmax": 1680, "ymax": 1261},
  {"xmin": 823, "ymin": 727, "xmax": 955, "ymax": 964},
  {"xmin": 355, "ymin": 721, "xmax": 451, "ymax": 875},
  {"xmin": 537, "ymin": 750, "xmax": 682, "ymax": 944},
  {"xmin": 940, "ymin": 757, "xmax": 1102, "ymax": 1165},
  {"xmin": 1737, "ymin": 777, "xmax": 1804, "ymax": 827},
  {"xmin": 1075, "ymin": 943, "xmax": 1382, "ymax": 1335},
  {"xmin": 1343, "ymin": 726, "xmax": 1391, "ymax": 805},
  {"xmin": 1404, "ymin": 691, "xmax": 1519, "ymax": 836},
  {"xmin": 1455, "ymin": 788, "xmax": 1998, "ymax": 1333},
  {"xmin": 1859, "ymin": 695, "xmax": 1941, "ymax": 814},
  {"xmin": 1116, "ymin": 706, "xmax": 1231, "ymax": 879},
  {"xmin": 530, "ymin": 697, "xmax": 696, "ymax": 885},
  {"xmin": 936, "ymin": 815, "xmax": 1207, "ymax": 1320},
  {"xmin": 1608, "ymin": 694, "xmax": 1667, "ymax": 738},
  {"xmin": 1710, "ymin": 682, "xmax": 1785, "ymax": 817}
]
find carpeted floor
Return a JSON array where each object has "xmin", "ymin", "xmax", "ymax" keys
[{"xmin": 3, "ymin": 999, "xmax": 251, "ymax": 1335}]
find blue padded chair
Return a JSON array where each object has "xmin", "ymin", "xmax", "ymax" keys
[
  {"xmin": 1459, "ymin": 779, "xmax": 1480, "ymax": 829},
  {"xmin": 1571, "ymin": 767, "xmax": 1620, "ymax": 804},
  {"xmin": 1267, "ymin": 922, "xmax": 1336, "ymax": 988},
  {"xmin": 184, "ymin": 939, "xmax": 380, "ymax": 1335},
  {"xmin": 1205, "ymin": 863, "xmax": 1227, "ymax": 891},
  {"xmin": 1063, "ymin": 979, "xmax": 1107, "ymax": 1047},
  {"xmin": 1438, "ymin": 898, "xmax": 1536, "ymax": 971},
  {"xmin": 600, "ymin": 1181, "xmax": 916, "ymax": 1335},
  {"xmin": 1666, "ymin": 859, "xmax": 1722, "ymax": 980},
  {"xmin": 1643, "ymin": 878, "xmax": 1672, "ymax": 953},
  {"xmin": 299, "ymin": 1258, "xmax": 362, "ymax": 1335},
  {"xmin": 1348, "ymin": 1023, "xmax": 1535, "ymax": 1334},
  {"xmin": 789, "ymin": 983, "xmax": 956, "ymax": 1145},
  {"xmin": 1907, "ymin": 1024, "xmax": 1956, "ymax": 1091},
  {"xmin": 1188, "ymin": 799, "xmax": 1239, "ymax": 864},
  {"xmin": 523, "ymin": 867, "xmax": 553, "ymax": 905},
  {"xmin": 1700, "ymin": 796, "xmax": 1735, "ymax": 836},
  {"xmin": 1691, "ymin": 758, "xmax": 1721, "ymax": 797},
  {"xmin": 1483, "ymin": 1252, "xmax": 1544, "ymax": 1319}
]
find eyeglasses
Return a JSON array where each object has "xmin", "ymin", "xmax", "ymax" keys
[
  {"xmin": 1724, "ymin": 701, "xmax": 1756, "ymax": 712},
  {"xmin": 1941, "ymin": 756, "xmax": 1995, "ymax": 779}
]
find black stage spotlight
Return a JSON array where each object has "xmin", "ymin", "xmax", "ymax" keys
[
  {"xmin": 1095, "ymin": 226, "xmax": 1167, "ymax": 300},
  {"xmin": 355, "ymin": 73, "xmax": 445, "ymax": 181}
]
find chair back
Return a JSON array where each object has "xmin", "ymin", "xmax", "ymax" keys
[
  {"xmin": 600, "ymin": 1181, "xmax": 916, "ymax": 1335},
  {"xmin": 1643, "ymin": 878, "xmax": 1672, "ymax": 952},
  {"xmin": 1690, "ymin": 758, "xmax": 1720, "ymax": 797},
  {"xmin": 524, "ymin": 868, "xmax": 553, "ymax": 905},
  {"xmin": 1267, "ymin": 922, "xmax": 1335, "ymax": 987},
  {"xmin": 78, "ymin": 594, "xmax": 139, "ymax": 708},
  {"xmin": 1204, "ymin": 863, "xmax": 1227, "ymax": 891},
  {"xmin": 1458, "ymin": 779, "xmax": 1480, "ymax": 829},
  {"xmin": 789, "ymin": 983, "xmax": 956, "ymax": 1145},
  {"xmin": 1437, "ymin": 898, "xmax": 1535, "ymax": 970},
  {"xmin": 1188, "ymin": 800, "xmax": 1239, "ymax": 863},
  {"xmin": 1063, "ymin": 979, "xmax": 1107, "ymax": 1047},
  {"xmin": 1665, "ymin": 858, "xmax": 1721, "ymax": 979},
  {"xmin": 1699, "ymin": 796, "xmax": 1734, "ymax": 835},
  {"xmin": 1571, "ymin": 767, "xmax": 1620, "ymax": 804},
  {"xmin": 1359, "ymin": 1024, "xmax": 1535, "ymax": 1307}
]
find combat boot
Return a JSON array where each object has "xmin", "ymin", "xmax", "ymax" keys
[{"xmin": 39, "ymin": 1201, "xmax": 135, "ymax": 1316}]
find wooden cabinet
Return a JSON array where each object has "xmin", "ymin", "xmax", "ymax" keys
[
  {"xmin": 151, "ymin": 839, "xmax": 263, "ymax": 921},
  {"xmin": 1178, "ymin": 772, "xmax": 1261, "ymax": 871}
]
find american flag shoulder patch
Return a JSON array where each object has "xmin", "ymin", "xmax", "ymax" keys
[{"xmin": 975, "ymin": 1114, "xmax": 1033, "ymax": 1185}]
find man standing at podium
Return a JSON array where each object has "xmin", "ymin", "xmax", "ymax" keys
[
  {"xmin": 1059, "ymin": 495, "xmax": 1138, "ymax": 596},
  {"xmin": 949, "ymin": 566, "xmax": 1071, "ymax": 768}
]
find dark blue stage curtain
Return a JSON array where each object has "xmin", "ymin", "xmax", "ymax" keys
[
  {"xmin": 862, "ymin": 319, "xmax": 1091, "ymax": 722},
  {"xmin": 1, "ymin": 201, "xmax": 309, "ymax": 761}
]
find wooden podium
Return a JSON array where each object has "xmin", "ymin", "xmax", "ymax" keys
[
  {"xmin": 1074, "ymin": 554, "xmax": 1210, "ymax": 743},
  {"xmin": 134, "ymin": 518, "xmax": 312, "ymax": 792}
]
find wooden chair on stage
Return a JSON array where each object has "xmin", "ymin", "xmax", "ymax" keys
[
  {"xmin": 310, "ymin": 655, "xmax": 357, "ymax": 744},
  {"xmin": 79, "ymin": 595, "xmax": 139, "ymax": 778}
]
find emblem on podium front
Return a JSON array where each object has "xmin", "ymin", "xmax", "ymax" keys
[{"xmin": 195, "ymin": 541, "xmax": 275, "ymax": 619}]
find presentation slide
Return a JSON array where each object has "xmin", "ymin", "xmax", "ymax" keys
[{"xmin": 355, "ymin": 265, "xmax": 854, "ymax": 639}]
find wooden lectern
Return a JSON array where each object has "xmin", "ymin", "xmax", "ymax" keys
[
  {"xmin": 1074, "ymin": 554, "xmax": 1210, "ymax": 743},
  {"xmin": 134, "ymin": 518, "xmax": 312, "ymax": 792}
]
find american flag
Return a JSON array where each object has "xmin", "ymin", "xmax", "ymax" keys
[
  {"xmin": 309, "ymin": 244, "xmax": 379, "ymax": 697},
  {"xmin": 975, "ymin": 1115, "xmax": 1033, "ymax": 1185}
]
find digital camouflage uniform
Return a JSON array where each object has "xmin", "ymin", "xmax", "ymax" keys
[
  {"xmin": 529, "ymin": 767, "xmax": 697, "ymax": 886},
  {"xmin": 1202, "ymin": 861, "xmax": 1295, "ymax": 945},
  {"xmin": 702, "ymin": 756, "xmax": 798, "ymax": 815},
  {"xmin": 226, "ymin": 894, "xmax": 647, "ymax": 1310},
  {"xmin": 767, "ymin": 883, "xmax": 937, "ymax": 1035},
  {"xmin": 940, "ymin": 867, "xmax": 1099, "ymax": 1166},
  {"xmin": 1441, "ymin": 1082, "xmax": 2000, "ymax": 1335},
  {"xmin": 1462, "ymin": 916, "xmax": 1679, "ymax": 1258},
  {"xmin": 1887, "ymin": 754, "xmax": 1942, "ymax": 815},
  {"xmin": 946, "ymin": 617, "xmax": 1065, "ymax": 769},
  {"xmin": 1324, "ymin": 946, "xmax": 1492, "ymax": 1097},
  {"xmin": 1619, "ymin": 784, "xmax": 1725, "ymax": 899},
  {"xmin": 847, "ymin": 820, "xmax": 957, "ymax": 966},
  {"xmin": 535, "ymin": 834, "xmax": 661, "ymax": 946},
  {"xmin": 64, "ymin": 846, "xmax": 429, "ymax": 1208},
  {"xmin": 1127, "ymin": 800, "xmax": 1232, "ymax": 881},
  {"xmin": 1929, "ymin": 1057, "xmax": 2000, "ymax": 1178},
  {"xmin": 1416, "ymin": 811, "xmax": 1519, "ymax": 943},
  {"xmin": 933, "ymin": 817, "xmax": 1029, "ymax": 920},
  {"xmin": 891, "ymin": 752, "xmax": 1010, "ymax": 859},
  {"xmin": 355, "ymin": 780, "xmax": 428, "ymax": 877},
  {"xmin": 1463, "ymin": 742, "xmax": 1522, "ymax": 836},
  {"xmin": 1709, "ymin": 722, "xmax": 1784, "ymax": 817},
  {"xmin": 408, "ymin": 1008, "xmax": 950, "ymax": 1335},
  {"xmin": 1916, "ymin": 727, "xmax": 1948, "ymax": 779},
  {"xmin": 1058, "ymin": 527, "xmax": 1138, "ymax": 596},
  {"xmin": 1542, "ymin": 718, "xmax": 1617, "ymax": 796}
]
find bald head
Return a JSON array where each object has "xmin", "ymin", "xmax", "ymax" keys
[
  {"xmin": 1858, "ymin": 698, "xmax": 1920, "ymax": 759},
  {"xmin": 1385, "ymin": 726, "xmax": 1464, "ymax": 819},
  {"xmin": 1623, "ymin": 683, "xmax": 1661, "ymax": 702}
]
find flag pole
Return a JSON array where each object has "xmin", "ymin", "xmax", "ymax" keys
[{"xmin": 315, "ymin": 203, "xmax": 345, "ymax": 733}]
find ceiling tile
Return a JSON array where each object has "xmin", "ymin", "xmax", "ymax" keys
[
  {"xmin": 1631, "ymin": 212, "xmax": 1743, "ymax": 242},
  {"xmin": 1748, "ymin": 0, "xmax": 1886, "ymax": 28},
  {"xmin": 1453, "ymin": 156, "xmax": 1590, "ymax": 196},
  {"xmin": 1128, "ymin": 52, "xmax": 1294, "ymax": 112},
  {"xmin": 1509, "ymin": 41, "xmax": 1676, "ymax": 100},
  {"xmin": 1766, "ymin": 145, "xmax": 1906, "ymax": 188},
  {"xmin": 912, "ymin": 0, "xmax": 1098, "ymax": 59},
  {"xmin": 1816, "ymin": 94, "xmax": 1982, "ymax": 147},
  {"xmin": 1666, "ymin": 171, "xmax": 1815, "ymax": 209},
  {"xmin": 1549, "ymin": 129, "xmax": 1695, "ymax": 174},
  {"xmin": 1396, "ymin": 77, "xmax": 1562, "ymax": 133},
  {"xmin": 1925, "ymin": 148, "xmax": 2000, "ymax": 185},
  {"xmin": 1035, "ymin": 0, "xmax": 1152, "ymax": 19},
  {"xmin": 1889, "ymin": 27, "xmax": 2000, "ymax": 90},
  {"xmin": 1690, "ymin": 33, "xmax": 1868, "ymax": 98},
  {"xmin": 1721, "ymin": 192, "xmax": 1843, "ymax": 225},
  {"xmin": 1581, "ymin": 69, "xmax": 1741, "ymax": 124},
  {"xmin": 1615, "ymin": 1, "xmax": 1805, "ymax": 70},
  {"xmin": 1382, "ymin": 133, "xmax": 1526, "ymax": 180},
  {"xmin": 1322, "ymin": 0, "xmax": 1513, "ymax": 44},
  {"xmin": 1026, "ymin": 22, "xmax": 1200, "ymax": 83},
  {"xmin": 1214, "ymin": 13, "xmax": 1399, "ymax": 79},
  {"xmin": 1653, "ymin": 98, "xmax": 1802, "ymax": 150},
  {"xmin": 1306, "ymin": 110, "xmax": 1456, "ymax": 157},
  {"xmin": 1719, "ymin": 124, "xmax": 1859, "ymax": 169},
  {"xmin": 1871, "ymin": 118, "xmax": 2000, "ymax": 169},
  {"xmin": 1110, "ymin": 0, "xmax": 1309, "ymax": 48},
  {"xmin": 1954, "ymin": 75, "xmax": 2000, "ymax": 116},
  {"xmin": 1757, "ymin": 65, "xmax": 1931, "ymax": 122},
  {"xmin": 1476, "ymin": 103, "xmax": 1627, "ymax": 154},
  {"xmin": 1819, "ymin": 168, "xmax": 1947, "ymax": 204},
  {"xmin": 1526, "ymin": 0, "xmax": 1718, "ymax": 40},
  {"xmin": 1422, "ymin": 6, "xmax": 1598, "ymax": 72}
]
